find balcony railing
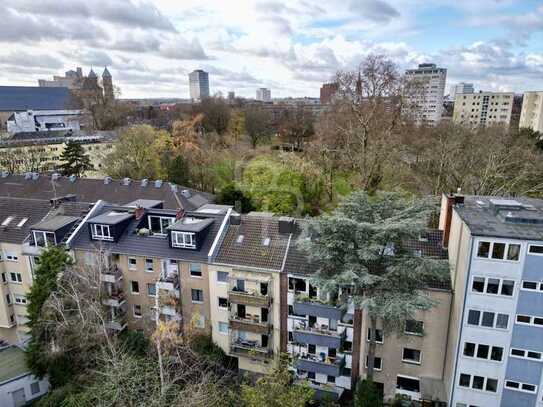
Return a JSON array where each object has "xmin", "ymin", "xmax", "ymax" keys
[
  {"xmin": 230, "ymin": 338, "xmax": 273, "ymax": 361},
  {"xmin": 293, "ymin": 297, "xmax": 345, "ymax": 321},
  {"xmin": 102, "ymin": 290, "xmax": 126, "ymax": 307},
  {"xmin": 295, "ymin": 354, "xmax": 345, "ymax": 377},
  {"xmin": 157, "ymin": 271, "xmax": 180, "ymax": 295},
  {"xmin": 105, "ymin": 311, "xmax": 127, "ymax": 331},
  {"xmin": 292, "ymin": 323, "xmax": 346, "ymax": 348},
  {"xmin": 100, "ymin": 265, "xmax": 123, "ymax": 283},
  {"xmin": 229, "ymin": 288, "xmax": 271, "ymax": 307},
  {"xmin": 229, "ymin": 314, "xmax": 271, "ymax": 334}
]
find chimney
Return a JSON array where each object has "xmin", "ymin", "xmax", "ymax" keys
[
  {"xmin": 441, "ymin": 192, "xmax": 464, "ymax": 248},
  {"xmin": 141, "ymin": 178, "xmax": 148, "ymax": 187},
  {"xmin": 176, "ymin": 208, "xmax": 185, "ymax": 220},
  {"xmin": 104, "ymin": 176, "xmax": 112, "ymax": 185},
  {"xmin": 230, "ymin": 213, "xmax": 241, "ymax": 225},
  {"xmin": 134, "ymin": 205, "xmax": 145, "ymax": 220},
  {"xmin": 278, "ymin": 216, "xmax": 295, "ymax": 234}
]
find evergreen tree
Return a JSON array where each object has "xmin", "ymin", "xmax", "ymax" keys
[
  {"xmin": 59, "ymin": 141, "xmax": 93, "ymax": 176},
  {"xmin": 298, "ymin": 191, "xmax": 449, "ymax": 379},
  {"xmin": 354, "ymin": 378, "xmax": 382, "ymax": 407},
  {"xmin": 216, "ymin": 182, "xmax": 254, "ymax": 213}
]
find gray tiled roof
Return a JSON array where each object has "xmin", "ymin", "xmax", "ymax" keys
[
  {"xmin": 0, "ymin": 175, "xmax": 214, "ymax": 211},
  {"xmin": 0, "ymin": 86, "xmax": 77, "ymax": 111},
  {"xmin": 215, "ymin": 215, "xmax": 292, "ymax": 271},
  {"xmin": 31, "ymin": 215, "xmax": 80, "ymax": 232},
  {"xmin": 70, "ymin": 204, "xmax": 224, "ymax": 262},
  {"xmin": 0, "ymin": 197, "xmax": 51, "ymax": 244},
  {"xmin": 454, "ymin": 195, "xmax": 543, "ymax": 241}
]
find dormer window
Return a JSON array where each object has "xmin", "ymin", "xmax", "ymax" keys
[
  {"xmin": 171, "ymin": 231, "xmax": 195, "ymax": 249},
  {"xmin": 33, "ymin": 230, "xmax": 56, "ymax": 247},
  {"xmin": 91, "ymin": 224, "xmax": 113, "ymax": 241},
  {"xmin": 148, "ymin": 215, "xmax": 174, "ymax": 236}
]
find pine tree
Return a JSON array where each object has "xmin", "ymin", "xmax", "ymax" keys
[
  {"xmin": 354, "ymin": 378, "xmax": 382, "ymax": 407},
  {"xmin": 59, "ymin": 141, "xmax": 93, "ymax": 176},
  {"xmin": 298, "ymin": 191, "xmax": 449, "ymax": 379}
]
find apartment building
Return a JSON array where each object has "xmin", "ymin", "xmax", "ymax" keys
[
  {"xmin": 404, "ymin": 63, "xmax": 447, "ymax": 125},
  {"xmin": 453, "ymin": 92, "xmax": 514, "ymax": 128},
  {"xmin": 519, "ymin": 91, "xmax": 543, "ymax": 133},
  {"xmin": 256, "ymin": 88, "xmax": 271, "ymax": 102},
  {"xmin": 442, "ymin": 194, "xmax": 543, "ymax": 407}
]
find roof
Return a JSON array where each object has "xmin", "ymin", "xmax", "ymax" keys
[
  {"xmin": 0, "ymin": 346, "xmax": 29, "ymax": 384},
  {"xmin": 88, "ymin": 211, "xmax": 133, "ymax": 225},
  {"xmin": 102, "ymin": 67, "xmax": 111, "ymax": 78},
  {"xmin": 0, "ymin": 197, "xmax": 52, "ymax": 244},
  {"xmin": 454, "ymin": 195, "xmax": 543, "ymax": 241},
  {"xmin": 215, "ymin": 214, "xmax": 291, "ymax": 271},
  {"xmin": 169, "ymin": 217, "xmax": 214, "ymax": 233},
  {"xmin": 31, "ymin": 215, "xmax": 79, "ymax": 232},
  {"xmin": 0, "ymin": 175, "xmax": 214, "ymax": 211},
  {"xmin": 124, "ymin": 199, "xmax": 163, "ymax": 209},
  {"xmin": 70, "ymin": 204, "xmax": 225, "ymax": 262},
  {"xmin": 0, "ymin": 86, "xmax": 76, "ymax": 111}
]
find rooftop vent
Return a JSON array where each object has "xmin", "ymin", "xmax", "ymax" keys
[
  {"xmin": 68, "ymin": 175, "xmax": 77, "ymax": 183},
  {"xmin": 278, "ymin": 216, "xmax": 295, "ymax": 234},
  {"xmin": 31, "ymin": 172, "xmax": 39, "ymax": 181},
  {"xmin": 122, "ymin": 177, "xmax": 131, "ymax": 186},
  {"xmin": 51, "ymin": 172, "xmax": 61, "ymax": 181},
  {"xmin": 181, "ymin": 189, "xmax": 191, "ymax": 198},
  {"xmin": 0, "ymin": 171, "xmax": 8, "ymax": 178},
  {"xmin": 141, "ymin": 178, "xmax": 148, "ymax": 187},
  {"xmin": 154, "ymin": 180, "xmax": 163, "ymax": 188},
  {"xmin": 170, "ymin": 183, "xmax": 178, "ymax": 193},
  {"xmin": 104, "ymin": 176, "xmax": 112, "ymax": 185}
]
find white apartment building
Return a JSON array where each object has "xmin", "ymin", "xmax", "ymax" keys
[
  {"xmin": 405, "ymin": 63, "xmax": 447, "ymax": 125},
  {"xmin": 450, "ymin": 83, "xmax": 474, "ymax": 100},
  {"xmin": 189, "ymin": 70, "xmax": 210, "ymax": 101},
  {"xmin": 256, "ymin": 88, "xmax": 271, "ymax": 102},
  {"xmin": 519, "ymin": 91, "xmax": 543, "ymax": 133},
  {"xmin": 453, "ymin": 92, "xmax": 514, "ymax": 127}
]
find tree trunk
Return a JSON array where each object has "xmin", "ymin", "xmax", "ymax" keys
[{"xmin": 366, "ymin": 316, "xmax": 377, "ymax": 380}]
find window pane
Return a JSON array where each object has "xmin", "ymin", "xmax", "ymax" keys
[
  {"xmin": 501, "ymin": 280, "xmax": 514, "ymax": 296},
  {"xmin": 507, "ymin": 244, "xmax": 520, "ymax": 260},
  {"xmin": 517, "ymin": 315, "xmax": 531, "ymax": 324},
  {"xmin": 486, "ymin": 279, "xmax": 499, "ymax": 294},
  {"xmin": 476, "ymin": 344, "xmax": 489, "ymax": 359},
  {"xmin": 481, "ymin": 312, "xmax": 495, "ymax": 327},
  {"xmin": 527, "ymin": 351, "xmax": 541, "ymax": 360},
  {"xmin": 490, "ymin": 347, "xmax": 503, "ymax": 361},
  {"xmin": 523, "ymin": 281, "xmax": 538, "ymax": 290},
  {"xmin": 534, "ymin": 318, "xmax": 543, "ymax": 326},
  {"xmin": 496, "ymin": 314, "xmax": 509, "ymax": 329},
  {"xmin": 477, "ymin": 242, "xmax": 490, "ymax": 258},
  {"xmin": 511, "ymin": 349, "xmax": 524, "ymax": 357},
  {"xmin": 472, "ymin": 277, "xmax": 485, "ymax": 293},
  {"xmin": 491, "ymin": 243, "xmax": 505, "ymax": 259},
  {"xmin": 467, "ymin": 310, "xmax": 480, "ymax": 325},
  {"xmin": 405, "ymin": 320, "xmax": 423, "ymax": 334},
  {"xmin": 217, "ymin": 271, "xmax": 229, "ymax": 282},
  {"xmin": 147, "ymin": 283, "xmax": 156, "ymax": 296},
  {"xmin": 472, "ymin": 376, "xmax": 484, "ymax": 390},
  {"xmin": 522, "ymin": 384, "xmax": 536, "ymax": 392},
  {"xmin": 506, "ymin": 381, "xmax": 519, "ymax": 389},
  {"xmin": 463, "ymin": 342, "xmax": 475, "ymax": 357},
  {"xmin": 459, "ymin": 374, "xmax": 470, "ymax": 387},
  {"xmin": 486, "ymin": 378, "xmax": 498, "ymax": 392},
  {"xmin": 529, "ymin": 245, "xmax": 543, "ymax": 254}
]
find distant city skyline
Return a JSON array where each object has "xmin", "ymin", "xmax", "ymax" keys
[{"xmin": 0, "ymin": 1, "xmax": 542, "ymax": 99}]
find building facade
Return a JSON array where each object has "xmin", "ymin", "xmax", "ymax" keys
[
  {"xmin": 519, "ymin": 91, "xmax": 543, "ymax": 133},
  {"xmin": 453, "ymin": 92, "xmax": 514, "ymax": 128},
  {"xmin": 256, "ymin": 88, "xmax": 271, "ymax": 102},
  {"xmin": 404, "ymin": 63, "xmax": 447, "ymax": 125},
  {"xmin": 449, "ymin": 83, "xmax": 474, "ymax": 100},
  {"xmin": 320, "ymin": 83, "xmax": 338, "ymax": 105},
  {"xmin": 189, "ymin": 70, "xmax": 210, "ymax": 101}
]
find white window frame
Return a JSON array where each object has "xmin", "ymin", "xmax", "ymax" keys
[
  {"xmin": 528, "ymin": 244, "xmax": 543, "ymax": 256},
  {"xmin": 405, "ymin": 320, "xmax": 424, "ymax": 336},
  {"xmin": 366, "ymin": 328, "xmax": 384, "ymax": 344},
  {"xmin": 190, "ymin": 263, "xmax": 202, "ymax": 278},
  {"xmin": 510, "ymin": 347, "xmax": 542, "ymax": 361},
  {"xmin": 521, "ymin": 280, "xmax": 543, "ymax": 292},
  {"xmin": 16, "ymin": 218, "xmax": 28, "ymax": 228},
  {"xmin": 14, "ymin": 295, "xmax": 27, "ymax": 305},
  {"xmin": 402, "ymin": 348, "xmax": 422, "ymax": 365},
  {"xmin": 5, "ymin": 252, "xmax": 18, "ymax": 262},
  {"xmin": 470, "ymin": 276, "xmax": 515, "ymax": 297},
  {"xmin": 515, "ymin": 314, "xmax": 543, "ymax": 328},
  {"xmin": 396, "ymin": 374, "xmax": 421, "ymax": 393},
  {"xmin": 171, "ymin": 231, "xmax": 196, "ymax": 249},
  {"xmin": 191, "ymin": 288, "xmax": 204, "ymax": 303},
  {"xmin": 458, "ymin": 373, "xmax": 498, "ymax": 393},
  {"xmin": 217, "ymin": 271, "xmax": 229, "ymax": 284},
  {"xmin": 91, "ymin": 224, "xmax": 113, "ymax": 241},
  {"xmin": 466, "ymin": 309, "xmax": 509, "ymax": 330},
  {"xmin": 147, "ymin": 283, "xmax": 157, "ymax": 297},
  {"xmin": 504, "ymin": 380, "xmax": 538, "ymax": 394},
  {"xmin": 133, "ymin": 304, "xmax": 142, "ymax": 318},
  {"xmin": 1, "ymin": 216, "xmax": 13, "ymax": 226},
  {"xmin": 462, "ymin": 341, "xmax": 503, "ymax": 362},
  {"xmin": 33, "ymin": 230, "xmax": 56, "ymax": 248},
  {"xmin": 218, "ymin": 297, "xmax": 228, "ymax": 309},
  {"xmin": 9, "ymin": 272, "xmax": 22, "ymax": 283},
  {"xmin": 128, "ymin": 257, "xmax": 137, "ymax": 270},
  {"xmin": 148, "ymin": 215, "xmax": 174, "ymax": 236},
  {"xmin": 365, "ymin": 355, "xmax": 382, "ymax": 371},
  {"xmin": 130, "ymin": 280, "xmax": 140, "ymax": 295},
  {"xmin": 145, "ymin": 258, "xmax": 154, "ymax": 272},
  {"xmin": 476, "ymin": 241, "xmax": 521, "ymax": 262}
]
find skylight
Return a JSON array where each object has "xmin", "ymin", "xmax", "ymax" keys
[
  {"xmin": 1, "ymin": 216, "xmax": 14, "ymax": 226},
  {"xmin": 236, "ymin": 235, "xmax": 244, "ymax": 244},
  {"xmin": 262, "ymin": 237, "xmax": 271, "ymax": 246},
  {"xmin": 16, "ymin": 218, "xmax": 28, "ymax": 228}
]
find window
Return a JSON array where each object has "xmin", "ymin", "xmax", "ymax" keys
[
  {"xmin": 458, "ymin": 374, "xmax": 497, "ymax": 393},
  {"xmin": 467, "ymin": 309, "xmax": 508, "ymax": 329},
  {"xmin": 367, "ymin": 328, "xmax": 383, "ymax": 343},
  {"xmin": 365, "ymin": 356, "xmax": 382, "ymax": 370},
  {"xmin": 463, "ymin": 342, "xmax": 476, "ymax": 357},
  {"xmin": 472, "ymin": 277, "xmax": 485, "ymax": 293},
  {"xmin": 133, "ymin": 304, "xmax": 142, "ymax": 318},
  {"xmin": 496, "ymin": 314, "xmax": 509, "ymax": 329},
  {"xmin": 405, "ymin": 320, "xmax": 423, "ymax": 335},
  {"xmin": 5, "ymin": 253, "xmax": 18, "ymax": 262},
  {"xmin": 521, "ymin": 280, "xmax": 543, "ymax": 291},
  {"xmin": 91, "ymin": 224, "xmax": 112, "ymax": 241},
  {"xmin": 145, "ymin": 258, "xmax": 153, "ymax": 272},
  {"xmin": 191, "ymin": 289, "xmax": 204, "ymax": 303},
  {"xmin": 477, "ymin": 242, "xmax": 490, "ymax": 258},
  {"xmin": 218, "ymin": 297, "xmax": 228, "ymax": 308},
  {"xmin": 396, "ymin": 376, "xmax": 420, "ymax": 393},
  {"xmin": 327, "ymin": 375, "xmax": 335, "ymax": 383},
  {"xmin": 1, "ymin": 273, "xmax": 5, "ymax": 283},
  {"xmin": 471, "ymin": 276, "xmax": 515, "ymax": 297},
  {"xmin": 467, "ymin": 310, "xmax": 480, "ymax": 325},
  {"xmin": 33, "ymin": 230, "xmax": 56, "ymax": 247},
  {"xmin": 128, "ymin": 257, "xmax": 137, "ymax": 270},
  {"xmin": 195, "ymin": 314, "xmax": 205, "ymax": 328},
  {"xmin": 147, "ymin": 283, "xmax": 156, "ymax": 297},
  {"xmin": 507, "ymin": 244, "xmax": 520, "ymax": 260},
  {"xmin": 9, "ymin": 272, "xmax": 22, "ymax": 283},
  {"xmin": 14, "ymin": 295, "xmax": 27, "ymax": 305},
  {"xmin": 1, "ymin": 216, "xmax": 13, "ymax": 226},
  {"xmin": 217, "ymin": 271, "xmax": 229, "ymax": 283},
  {"xmin": 218, "ymin": 321, "xmax": 228, "ymax": 334},
  {"xmin": 510, "ymin": 348, "xmax": 542, "ymax": 361},
  {"xmin": 30, "ymin": 381, "xmax": 40, "ymax": 395},
  {"xmin": 516, "ymin": 314, "xmax": 543, "ymax": 327},
  {"xmin": 402, "ymin": 348, "xmax": 421, "ymax": 364},
  {"xmin": 131, "ymin": 281, "xmax": 139, "ymax": 294},
  {"xmin": 190, "ymin": 263, "xmax": 202, "ymax": 277},
  {"xmin": 481, "ymin": 312, "xmax": 494, "ymax": 327},
  {"xmin": 505, "ymin": 380, "xmax": 537, "ymax": 394},
  {"xmin": 501, "ymin": 280, "xmax": 514, "ymax": 296},
  {"xmin": 477, "ymin": 241, "xmax": 520, "ymax": 261},
  {"xmin": 171, "ymin": 231, "xmax": 196, "ymax": 249},
  {"xmin": 5, "ymin": 294, "xmax": 11, "ymax": 305},
  {"xmin": 148, "ymin": 215, "xmax": 174, "ymax": 236},
  {"xmin": 528, "ymin": 245, "xmax": 543, "ymax": 255}
]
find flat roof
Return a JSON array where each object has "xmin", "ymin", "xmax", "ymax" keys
[
  {"xmin": 88, "ymin": 211, "xmax": 133, "ymax": 225},
  {"xmin": 0, "ymin": 346, "xmax": 29, "ymax": 384},
  {"xmin": 168, "ymin": 217, "xmax": 214, "ymax": 232},
  {"xmin": 31, "ymin": 215, "xmax": 79, "ymax": 232}
]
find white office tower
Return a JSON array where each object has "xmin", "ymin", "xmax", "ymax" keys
[
  {"xmin": 519, "ymin": 91, "xmax": 543, "ymax": 133},
  {"xmin": 256, "ymin": 88, "xmax": 271, "ymax": 102},
  {"xmin": 405, "ymin": 63, "xmax": 447, "ymax": 125},
  {"xmin": 189, "ymin": 70, "xmax": 210, "ymax": 101}
]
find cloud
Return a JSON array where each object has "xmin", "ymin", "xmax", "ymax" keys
[
  {"xmin": 0, "ymin": 51, "xmax": 64, "ymax": 70},
  {"xmin": 349, "ymin": 0, "xmax": 400, "ymax": 23}
]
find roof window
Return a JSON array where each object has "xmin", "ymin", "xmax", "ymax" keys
[
  {"xmin": 1, "ymin": 216, "xmax": 14, "ymax": 226},
  {"xmin": 16, "ymin": 218, "xmax": 28, "ymax": 228}
]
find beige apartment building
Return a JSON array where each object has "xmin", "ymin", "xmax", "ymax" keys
[
  {"xmin": 519, "ymin": 91, "xmax": 543, "ymax": 133},
  {"xmin": 453, "ymin": 92, "xmax": 514, "ymax": 127}
]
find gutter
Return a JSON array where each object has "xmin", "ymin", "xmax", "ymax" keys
[{"xmin": 64, "ymin": 199, "xmax": 105, "ymax": 248}]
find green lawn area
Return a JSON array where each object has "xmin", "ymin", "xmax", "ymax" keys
[{"xmin": 0, "ymin": 346, "xmax": 29, "ymax": 383}]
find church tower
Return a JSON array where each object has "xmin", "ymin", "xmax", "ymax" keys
[{"xmin": 102, "ymin": 67, "xmax": 114, "ymax": 101}]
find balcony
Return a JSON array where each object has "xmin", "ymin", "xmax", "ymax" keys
[
  {"xmin": 293, "ymin": 297, "xmax": 344, "ymax": 320},
  {"xmin": 292, "ymin": 323, "xmax": 346, "ymax": 348},
  {"xmin": 21, "ymin": 241, "xmax": 42, "ymax": 256},
  {"xmin": 102, "ymin": 290, "xmax": 126, "ymax": 307},
  {"xmin": 105, "ymin": 311, "xmax": 127, "ymax": 331},
  {"xmin": 100, "ymin": 266, "xmax": 123, "ymax": 283},
  {"xmin": 294, "ymin": 379, "xmax": 344, "ymax": 401},
  {"xmin": 295, "ymin": 354, "xmax": 345, "ymax": 377},
  {"xmin": 230, "ymin": 339, "xmax": 273, "ymax": 361},
  {"xmin": 229, "ymin": 314, "xmax": 271, "ymax": 334},
  {"xmin": 157, "ymin": 271, "xmax": 180, "ymax": 296},
  {"xmin": 229, "ymin": 288, "xmax": 270, "ymax": 307}
]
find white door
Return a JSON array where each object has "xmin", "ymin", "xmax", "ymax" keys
[{"xmin": 11, "ymin": 388, "xmax": 26, "ymax": 407}]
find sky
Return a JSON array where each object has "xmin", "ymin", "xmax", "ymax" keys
[{"xmin": 0, "ymin": 0, "xmax": 542, "ymax": 99}]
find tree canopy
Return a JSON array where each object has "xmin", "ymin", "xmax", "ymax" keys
[{"xmin": 59, "ymin": 141, "xmax": 93, "ymax": 177}]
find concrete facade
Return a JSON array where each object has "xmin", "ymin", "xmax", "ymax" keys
[
  {"xmin": 453, "ymin": 92, "xmax": 514, "ymax": 127},
  {"xmin": 519, "ymin": 91, "xmax": 543, "ymax": 133}
]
